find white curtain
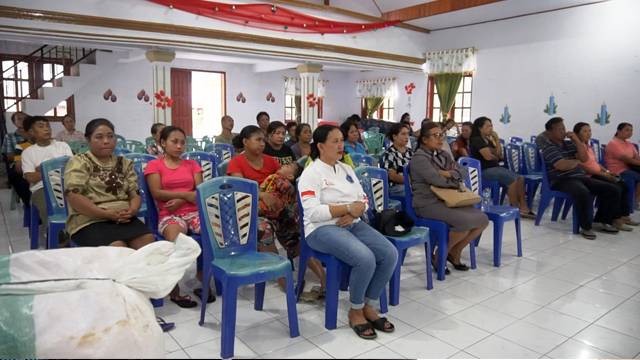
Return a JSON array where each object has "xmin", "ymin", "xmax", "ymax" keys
[
  {"xmin": 424, "ymin": 47, "xmax": 476, "ymax": 74},
  {"xmin": 284, "ymin": 76, "xmax": 328, "ymax": 97},
  {"xmin": 355, "ymin": 77, "xmax": 397, "ymax": 98}
]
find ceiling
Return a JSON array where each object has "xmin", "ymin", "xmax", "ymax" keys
[{"xmin": 294, "ymin": 0, "xmax": 607, "ymax": 32}]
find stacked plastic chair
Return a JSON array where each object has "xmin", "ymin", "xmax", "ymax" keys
[{"xmin": 39, "ymin": 156, "xmax": 71, "ymax": 249}]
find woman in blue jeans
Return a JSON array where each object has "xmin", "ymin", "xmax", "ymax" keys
[{"xmin": 298, "ymin": 124, "xmax": 398, "ymax": 340}]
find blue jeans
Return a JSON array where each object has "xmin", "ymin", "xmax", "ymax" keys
[{"xmin": 306, "ymin": 221, "xmax": 398, "ymax": 309}]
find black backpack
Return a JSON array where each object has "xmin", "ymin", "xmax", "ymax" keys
[{"xmin": 373, "ymin": 209, "xmax": 414, "ymax": 237}]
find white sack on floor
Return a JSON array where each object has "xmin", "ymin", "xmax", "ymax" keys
[{"xmin": 0, "ymin": 233, "xmax": 201, "ymax": 359}]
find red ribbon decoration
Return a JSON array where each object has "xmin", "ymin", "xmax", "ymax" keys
[
  {"xmin": 404, "ymin": 82, "xmax": 416, "ymax": 95},
  {"xmin": 148, "ymin": 0, "xmax": 399, "ymax": 34}
]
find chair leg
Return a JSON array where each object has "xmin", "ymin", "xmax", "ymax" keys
[
  {"xmin": 572, "ymin": 207, "xmax": 580, "ymax": 234},
  {"xmin": 469, "ymin": 236, "xmax": 478, "ymax": 270},
  {"xmin": 254, "ymin": 282, "xmax": 265, "ymax": 311},
  {"xmin": 220, "ymin": 281, "xmax": 238, "ymax": 360},
  {"xmin": 437, "ymin": 232, "xmax": 448, "ymax": 281},
  {"xmin": 424, "ymin": 241, "xmax": 433, "ymax": 290},
  {"xmin": 526, "ymin": 182, "xmax": 540, "ymax": 210},
  {"xmin": 199, "ymin": 266, "xmax": 212, "ymax": 326},
  {"xmin": 492, "ymin": 220, "xmax": 504, "ymax": 267},
  {"xmin": 515, "ymin": 217, "xmax": 522, "ymax": 257},
  {"xmin": 551, "ymin": 198, "xmax": 563, "ymax": 221},
  {"xmin": 324, "ymin": 261, "xmax": 340, "ymax": 330},
  {"xmin": 561, "ymin": 200, "xmax": 572, "ymax": 220},
  {"xmin": 339, "ymin": 266, "xmax": 350, "ymax": 291},
  {"xmin": 295, "ymin": 251, "xmax": 309, "ymax": 301},
  {"xmin": 535, "ymin": 194, "xmax": 551, "ymax": 226},
  {"xmin": 284, "ymin": 271, "xmax": 300, "ymax": 338},
  {"xmin": 379, "ymin": 287, "xmax": 388, "ymax": 314},
  {"xmin": 389, "ymin": 248, "xmax": 403, "ymax": 306}
]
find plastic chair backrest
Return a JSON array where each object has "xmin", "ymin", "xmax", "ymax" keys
[
  {"xmin": 510, "ymin": 136, "xmax": 524, "ymax": 145},
  {"xmin": 601, "ymin": 144, "xmax": 607, "ymax": 165},
  {"xmin": 182, "ymin": 151, "xmax": 219, "ymax": 181},
  {"xmin": 457, "ymin": 157, "xmax": 482, "ymax": 195},
  {"xmin": 364, "ymin": 133, "xmax": 384, "ymax": 155},
  {"xmin": 530, "ymin": 135, "xmax": 537, "ymax": 144},
  {"xmin": 590, "ymin": 138, "xmax": 601, "ymax": 164},
  {"xmin": 296, "ymin": 156, "xmax": 308, "ymax": 169},
  {"xmin": 523, "ymin": 143, "xmax": 542, "ymax": 174},
  {"xmin": 210, "ymin": 143, "xmax": 234, "ymax": 163},
  {"xmin": 218, "ymin": 159, "xmax": 230, "ymax": 177},
  {"xmin": 401, "ymin": 165, "xmax": 418, "ymax": 219},
  {"xmin": 350, "ymin": 153, "xmax": 375, "ymax": 167},
  {"xmin": 68, "ymin": 141, "xmax": 88, "ymax": 154},
  {"xmin": 114, "ymin": 147, "xmax": 131, "ymax": 155},
  {"xmin": 127, "ymin": 153, "xmax": 157, "ymax": 222},
  {"xmin": 367, "ymin": 126, "xmax": 380, "ymax": 133},
  {"xmin": 355, "ymin": 166, "xmax": 389, "ymax": 219},
  {"xmin": 186, "ymin": 143, "xmax": 202, "ymax": 152},
  {"xmin": 409, "ymin": 136, "xmax": 417, "ymax": 150},
  {"xmin": 447, "ymin": 135, "xmax": 456, "ymax": 145},
  {"xmin": 145, "ymin": 136, "xmax": 155, "ymax": 147},
  {"xmin": 186, "ymin": 136, "xmax": 197, "ymax": 145},
  {"xmin": 115, "ymin": 134, "xmax": 127, "ymax": 148},
  {"xmin": 40, "ymin": 156, "xmax": 71, "ymax": 217},
  {"xmin": 196, "ymin": 176, "xmax": 258, "ymax": 258},
  {"xmin": 505, "ymin": 143, "xmax": 523, "ymax": 174},
  {"xmin": 538, "ymin": 150, "xmax": 553, "ymax": 192},
  {"xmin": 125, "ymin": 140, "xmax": 146, "ymax": 153}
]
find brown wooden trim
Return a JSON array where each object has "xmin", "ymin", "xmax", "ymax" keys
[
  {"xmin": 269, "ymin": 0, "xmax": 430, "ymax": 33},
  {"xmin": 383, "ymin": 0, "xmax": 504, "ymax": 22},
  {"xmin": 0, "ymin": 5, "xmax": 425, "ymax": 65},
  {"xmin": 0, "ymin": 24, "xmax": 424, "ymax": 72}
]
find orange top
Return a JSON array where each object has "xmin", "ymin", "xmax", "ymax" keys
[{"xmin": 604, "ymin": 137, "xmax": 638, "ymax": 175}]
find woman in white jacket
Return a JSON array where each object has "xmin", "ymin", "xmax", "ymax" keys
[{"xmin": 298, "ymin": 124, "xmax": 398, "ymax": 340}]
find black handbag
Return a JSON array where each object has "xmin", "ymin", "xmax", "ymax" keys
[{"xmin": 374, "ymin": 209, "xmax": 414, "ymax": 236}]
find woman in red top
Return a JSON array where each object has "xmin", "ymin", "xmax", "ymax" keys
[
  {"xmin": 604, "ymin": 122, "xmax": 640, "ymax": 208},
  {"xmin": 574, "ymin": 122, "xmax": 636, "ymax": 230},
  {"xmin": 228, "ymin": 125, "xmax": 325, "ymax": 295},
  {"xmin": 452, "ymin": 121, "xmax": 472, "ymax": 160},
  {"xmin": 145, "ymin": 126, "xmax": 214, "ymax": 308}
]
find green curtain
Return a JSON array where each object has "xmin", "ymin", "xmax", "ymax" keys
[
  {"xmin": 365, "ymin": 96, "xmax": 385, "ymax": 118},
  {"xmin": 434, "ymin": 73, "xmax": 463, "ymax": 122}
]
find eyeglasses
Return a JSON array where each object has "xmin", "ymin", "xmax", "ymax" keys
[{"xmin": 428, "ymin": 132, "xmax": 445, "ymax": 139}]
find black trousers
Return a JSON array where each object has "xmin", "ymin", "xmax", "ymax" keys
[
  {"xmin": 7, "ymin": 166, "xmax": 31, "ymax": 204},
  {"xmin": 552, "ymin": 176, "xmax": 624, "ymax": 230}
]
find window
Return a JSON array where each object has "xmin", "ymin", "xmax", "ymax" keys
[
  {"xmin": 359, "ymin": 96, "xmax": 394, "ymax": 121},
  {"xmin": 1, "ymin": 56, "xmax": 74, "ymax": 119},
  {"xmin": 2, "ymin": 60, "xmax": 31, "ymax": 112},
  {"xmin": 427, "ymin": 74, "xmax": 473, "ymax": 123},
  {"xmin": 284, "ymin": 94, "xmax": 298, "ymax": 122}
]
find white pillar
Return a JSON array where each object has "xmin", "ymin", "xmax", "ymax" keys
[
  {"xmin": 297, "ymin": 64, "xmax": 322, "ymax": 129},
  {"xmin": 147, "ymin": 49, "xmax": 175, "ymax": 125}
]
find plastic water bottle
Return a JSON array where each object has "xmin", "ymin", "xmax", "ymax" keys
[{"xmin": 482, "ymin": 188, "xmax": 492, "ymax": 210}]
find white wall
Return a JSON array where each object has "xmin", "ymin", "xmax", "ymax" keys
[{"xmin": 423, "ymin": 0, "xmax": 640, "ymax": 141}]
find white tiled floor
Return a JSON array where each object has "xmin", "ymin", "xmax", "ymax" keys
[{"xmin": 2, "ymin": 187, "xmax": 640, "ymax": 359}]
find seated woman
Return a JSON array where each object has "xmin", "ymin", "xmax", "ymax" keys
[
  {"xmin": 264, "ymin": 121, "xmax": 296, "ymax": 165},
  {"xmin": 298, "ymin": 124, "xmax": 398, "ymax": 340},
  {"xmin": 399, "ymin": 112, "xmax": 414, "ymax": 136},
  {"xmin": 146, "ymin": 122, "xmax": 165, "ymax": 156},
  {"xmin": 469, "ymin": 116, "xmax": 535, "ymax": 218},
  {"xmin": 381, "ymin": 123, "xmax": 413, "ymax": 196},
  {"xmin": 605, "ymin": 122, "xmax": 640, "ymax": 209},
  {"xmin": 291, "ymin": 123, "xmax": 312, "ymax": 159},
  {"xmin": 64, "ymin": 118, "xmax": 154, "ymax": 250},
  {"xmin": 341, "ymin": 119, "xmax": 367, "ymax": 155},
  {"xmin": 452, "ymin": 121, "xmax": 473, "ymax": 160},
  {"xmin": 410, "ymin": 122, "xmax": 489, "ymax": 273},
  {"xmin": 145, "ymin": 125, "xmax": 214, "ymax": 308},
  {"xmin": 575, "ymin": 122, "xmax": 636, "ymax": 230},
  {"xmin": 228, "ymin": 126, "xmax": 325, "ymax": 293}
]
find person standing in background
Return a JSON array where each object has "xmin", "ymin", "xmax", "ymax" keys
[{"xmin": 214, "ymin": 115, "xmax": 237, "ymax": 145}]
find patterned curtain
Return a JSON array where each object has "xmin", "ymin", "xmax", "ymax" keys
[
  {"xmin": 424, "ymin": 47, "xmax": 476, "ymax": 74},
  {"xmin": 356, "ymin": 78, "xmax": 397, "ymax": 98}
]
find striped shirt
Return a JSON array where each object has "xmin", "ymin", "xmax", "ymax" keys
[
  {"xmin": 536, "ymin": 132, "xmax": 586, "ymax": 183},
  {"xmin": 2, "ymin": 131, "xmax": 26, "ymax": 157},
  {"xmin": 381, "ymin": 145, "xmax": 413, "ymax": 184}
]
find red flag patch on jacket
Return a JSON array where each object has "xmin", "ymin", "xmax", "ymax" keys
[{"xmin": 300, "ymin": 190, "xmax": 316, "ymax": 199}]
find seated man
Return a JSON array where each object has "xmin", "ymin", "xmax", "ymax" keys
[
  {"xmin": 536, "ymin": 117, "xmax": 625, "ymax": 240},
  {"xmin": 2, "ymin": 112, "xmax": 31, "ymax": 205}
]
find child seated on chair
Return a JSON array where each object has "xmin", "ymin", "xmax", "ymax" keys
[
  {"xmin": 258, "ymin": 163, "xmax": 298, "ymax": 218},
  {"xmin": 21, "ymin": 116, "xmax": 73, "ymax": 239}
]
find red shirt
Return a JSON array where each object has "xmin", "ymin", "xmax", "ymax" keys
[
  {"xmin": 605, "ymin": 137, "xmax": 638, "ymax": 175},
  {"xmin": 227, "ymin": 153, "xmax": 280, "ymax": 184},
  {"xmin": 144, "ymin": 158, "xmax": 202, "ymax": 217}
]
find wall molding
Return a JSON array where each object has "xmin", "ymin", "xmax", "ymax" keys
[{"xmin": 0, "ymin": 5, "xmax": 425, "ymax": 68}]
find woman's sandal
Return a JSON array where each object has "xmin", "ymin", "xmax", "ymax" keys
[
  {"xmin": 194, "ymin": 288, "xmax": 216, "ymax": 303},
  {"xmin": 170, "ymin": 294, "xmax": 198, "ymax": 308},
  {"xmin": 367, "ymin": 317, "xmax": 395, "ymax": 333},
  {"xmin": 349, "ymin": 321, "xmax": 377, "ymax": 340},
  {"xmin": 519, "ymin": 210, "xmax": 536, "ymax": 219},
  {"xmin": 446, "ymin": 254, "xmax": 470, "ymax": 271}
]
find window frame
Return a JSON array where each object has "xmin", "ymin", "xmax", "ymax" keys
[{"xmin": 426, "ymin": 73, "xmax": 473, "ymax": 124}]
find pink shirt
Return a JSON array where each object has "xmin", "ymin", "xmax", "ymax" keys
[
  {"xmin": 144, "ymin": 158, "xmax": 202, "ymax": 217},
  {"xmin": 580, "ymin": 146, "xmax": 601, "ymax": 176},
  {"xmin": 604, "ymin": 137, "xmax": 639, "ymax": 175}
]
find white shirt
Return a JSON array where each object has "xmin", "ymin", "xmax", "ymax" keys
[
  {"xmin": 298, "ymin": 158, "xmax": 368, "ymax": 236},
  {"xmin": 22, "ymin": 140, "xmax": 73, "ymax": 192}
]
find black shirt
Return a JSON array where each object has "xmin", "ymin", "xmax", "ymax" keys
[
  {"xmin": 264, "ymin": 143, "xmax": 296, "ymax": 165},
  {"xmin": 469, "ymin": 136, "xmax": 500, "ymax": 169}
]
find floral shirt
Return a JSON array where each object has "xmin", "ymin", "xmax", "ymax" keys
[{"xmin": 64, "ymin": 151, "xmax": 138, "ymax": 235}]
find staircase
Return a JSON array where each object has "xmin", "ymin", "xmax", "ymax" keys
[{"xmin": 6, "ymin": 46, "xmax": 119, "ymax": 116}]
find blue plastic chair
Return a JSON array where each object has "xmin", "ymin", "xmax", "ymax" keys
[
  {"xmin": 402, "ymin": 165, "xmax": 475, "ymax": 280},
  {"xmin": 509, "ymin": 136, "xmax": 524, "ymax": 145},
  {"xmin": 124, "ymin": 153, "xmax": 156, "ymax": 225},
  {"xmin": 505, "ymin": 143, "xmax": 542, "ymax": 209},
  {"xmin": 350, "ymin": 153, "xmax": 376, "ymax": 167},
  {"xmin": 196, "ymin": 177, "xmax": 299, "ymax": 359},
  {"xmin": 182, "ymin": 151, "xmax": 218, "ymax": 181},
  {"xmin": 590, "ymin": 139, "xmax": 602, "ymax": 165},
  {"xmin": 356, "ymin": 166, "xmax": 433, "ymax": 305},
  {"xmin": 115, "ymin": 134, "xmax": 127, "ymax": 148},
  {"xmin": 458, "ymin": 157, "xmax": 522, "ymax": 267},
  {"xmin": 206, "ymin": 143, "xmax": 235, "ymax": 164},
  {"xmin": 295, "ymin": 192, "xmax": 387, "ymax": 330},
  {"xmin": 530, "ymin": 135, "xmax": 537, "ymax": 144},
  {"xmin": 534, "ymin": 151, "xmax": 582, "ymax": 234},
  {"xmin": 113, "ymin": 147, "xmax": 131, "ymax": 156},
  {"xmin": 523, "ymin": 143, "xmax": 542, "ymax": 175},
  {"xmin": 217, "ymin": 159, "xmax": 230, "ymax": 177},
  {"xmin": 40, "ymin": 156, "xmax": 71, "ymax": 249}
]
